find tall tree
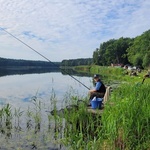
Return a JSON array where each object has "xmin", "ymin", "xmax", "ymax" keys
[
  {"xmin": 93, "ymin": 38, "xmax": 132, "ymax": 66},
  {"xmin": 127, "ymin": 29, "xmax": 150, "ymax": 68}
]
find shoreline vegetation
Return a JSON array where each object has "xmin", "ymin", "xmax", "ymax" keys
[
  {"xmin": 74, "ymin": 65, "xmax": 150, "ymax": 149},
  {"xmin": 0, "ymin": 65, "xmax": 150, "ymax": 149}
]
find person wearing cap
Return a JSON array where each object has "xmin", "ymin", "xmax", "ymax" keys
[{"xmin": 89, "ymin": 74, "xmax": 106, "ymax": 101}]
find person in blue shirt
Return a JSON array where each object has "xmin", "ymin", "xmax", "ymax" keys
[{"xmin": 89, "ymin": 74, "xmax": 106, "ymax": 101}]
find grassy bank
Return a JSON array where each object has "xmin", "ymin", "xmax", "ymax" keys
[
  {"xmin": 101, "ymin": 83, "xmax": 150, "ymax": 149},
  {"xmin": 62, "ymin": 65, "xmax": 150, "ymax": 149},
  {"xmin": 75, "ymin": 65, "xmax": 149, "ymax": 84},
  {"xmin": 60, "ymin": 82, "xmax": 150, "ymax": 150},
  {"xmin": 74, "ymin": 65, "xmax": 124, "ymax": 75}
]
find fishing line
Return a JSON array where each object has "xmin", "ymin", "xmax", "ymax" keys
[{"xmin": 0, "ymin": 27, "xmax": 90, "ymax": 90}]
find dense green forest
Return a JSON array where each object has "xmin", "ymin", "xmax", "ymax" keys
[
  {"xmin": 0, "ymin": 57, "xmax": 60, "ymax": 68},
  {"xmin": 93, "ymin": 29, "xmax": 150, "ymax": 68},
  {"xmin": 61, "ymin": 58, "xmax": 93, "ymax": 66}
]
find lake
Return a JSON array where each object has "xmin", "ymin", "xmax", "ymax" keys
[{"xmin": 0, "ymin": 70, "xmax": 93, "ymax": 110}]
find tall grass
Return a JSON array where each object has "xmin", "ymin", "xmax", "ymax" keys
[
  {"xmin": 59, "ymin": 82, "xmax": 150, "ymax": 150},
  {"xmin": 101, "ymin": 83, "xmax": 150, "ymax": 149},
  {"xmin": 61, "ymin": 103, "xmax": 103, "ymax": 150}
]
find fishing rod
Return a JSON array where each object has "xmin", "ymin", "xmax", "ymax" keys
[{"xmin": 0, "ymin": 27, "xmax": 90, "ymax": 90}]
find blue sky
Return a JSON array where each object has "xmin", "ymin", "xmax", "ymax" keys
[{"xmin": 0, "ymin": 0, "xmax": 150, "ymax": 61}]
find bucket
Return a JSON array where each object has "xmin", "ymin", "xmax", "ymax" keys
[{"xmin": 91, "ymin": 98, "xmax": 102, "ymax": 109}]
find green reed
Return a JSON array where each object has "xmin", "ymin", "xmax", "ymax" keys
[
  {"xmin": 101, "ymin": 83, "xmax": 150, "ymax": 149},
  {"xmin": 0, "ymin": 104, "xmax": 12, "ymax": 128},
  {"xmin": 57, "ymin": 81, "xmax": 149, "ymax": 150},
  {"xmin": 58, "ymin": 98, "xmax": 103, "ymax": 150}
]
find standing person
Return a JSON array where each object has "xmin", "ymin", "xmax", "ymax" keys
[{"xmin": 89, "ymin": 74, "xmax": 106, "ymax": 101}]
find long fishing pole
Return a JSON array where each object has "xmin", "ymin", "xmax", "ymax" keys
[{"xmin": 0, "ymin": 27, "xmax": 90, "ymax": 90}]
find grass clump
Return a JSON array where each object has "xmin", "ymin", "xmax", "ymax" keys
[
  {"xmin": 61, "ymin": 104, "xmax": 103, "ymax": 150},
  {"xmin": 101, "ymin": 83, "xmax": 150, "ymax": 150}
]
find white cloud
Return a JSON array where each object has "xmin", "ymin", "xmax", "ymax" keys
[{"xmin": 0, "ymin": 0, "xmax": 150, "ymax": 61}]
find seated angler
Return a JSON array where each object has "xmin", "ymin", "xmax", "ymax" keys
[{"xmin": 89, "ymin": 74, "xmax": 106, "ymax": 102}]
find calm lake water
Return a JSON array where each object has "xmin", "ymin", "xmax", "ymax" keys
[{"xmin": 0, "ymin": 71, "xmax": 93, "ymax": 110}]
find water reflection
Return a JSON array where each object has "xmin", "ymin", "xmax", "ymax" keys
[
  {"xmin": 0, "ymin": 67, "xmax": 60, "ymax": 77},
  {"xmin": 0, "ymin": 69, "xmax": 93, "ymax": 110}
]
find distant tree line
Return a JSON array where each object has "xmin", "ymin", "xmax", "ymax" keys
[
  {"xmin": 0, "ymin": 57, "xmax": 61, "ymax": 68},
  {"xmin": 93, "ymin": 29, "xmax": 150, "ymax": 68},
  {"xmin": 61, "ymin": 58, "xmax": 93, "ymax": 66}
]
